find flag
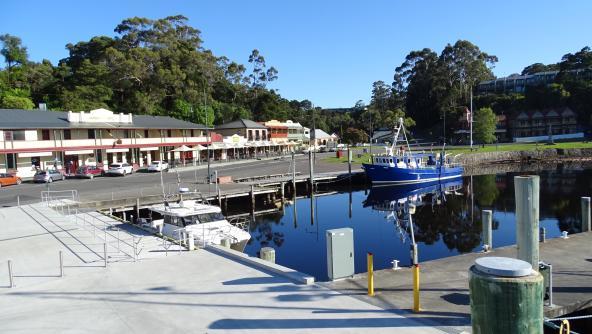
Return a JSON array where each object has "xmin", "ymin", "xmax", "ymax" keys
[{"xmin": 465, "ymin": 107, "xmax": 472, "ymax": 123}]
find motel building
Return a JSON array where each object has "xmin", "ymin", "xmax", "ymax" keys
[{"xmin": 0, "ymin": 108, "xmax": 209, "ymax": 178}]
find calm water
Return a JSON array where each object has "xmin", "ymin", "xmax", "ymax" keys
[{"xmin": 244, "ymin": 168, "xmax": 592, "ymax": 281}]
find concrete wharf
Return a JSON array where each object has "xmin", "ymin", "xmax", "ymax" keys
[
  {"xmin": 326, "ymin": 231, "xmax": 592, "ymax": 333},
  {"xmin": 0, "ymin": 200, "xmax": 446, "ymax": 333}
]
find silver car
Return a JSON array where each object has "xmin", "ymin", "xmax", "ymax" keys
[{"xmin": 33, "ymin": 170, "xmax": 64, "ymax": 183}]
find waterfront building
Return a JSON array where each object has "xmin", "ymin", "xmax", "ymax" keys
[
  {"xmin": 477, "ymin": 69, "xmax": 592, "ymax": 95},
  {"xmin": 263, "ymin": 119, "xmax": 307, "ymax": 145},
  {"xmin": 263, "ymin": 119, "xmax": 289, "ymax": 144},
  {"xmin": 215, "ymin": 118, "xmax": 292, "ymax": 157},
  {"xmin": 509, "ymin": 107, "xmax": 581, "ymax": 141},
  {"xmin": 0, "ymin": 108, "xmax": 208, "ymax": 177},
  {"xmin": 285, "ymin": 120, "xmax": 307, "ymax": 144},
  {"xmin": 215, "ymin": 118, "xmax": 268, "ymax": 142},
  {"xmin": 308, "ymin": 129, "xmax": 335, "ymax": 148}
]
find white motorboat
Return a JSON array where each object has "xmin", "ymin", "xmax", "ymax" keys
[{"xmin": 148, "ymin": 195, "xmax": 251, "ymax": 251}]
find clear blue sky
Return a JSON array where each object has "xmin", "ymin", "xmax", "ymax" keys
[{"xmin": 1, "ymin": 0, "xmax": 591, "ymax": 108}]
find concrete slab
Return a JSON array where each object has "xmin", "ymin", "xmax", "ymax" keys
[{"xmin": 0, "ymin": 204, "xmax": 447, "ymax": 333}]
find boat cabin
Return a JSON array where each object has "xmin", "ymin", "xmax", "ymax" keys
[
  {"xmin": 372, "ymin": 154, "xmax": 437, "ymax": 169},
  {"xmin": 162, "ymin": 211, "xmax": 226, "ymax": 227}
]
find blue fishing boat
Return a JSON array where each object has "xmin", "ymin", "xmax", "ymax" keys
[{"xmin": 362, "ymin": 118, "xmax": 463, "ymax": 185}]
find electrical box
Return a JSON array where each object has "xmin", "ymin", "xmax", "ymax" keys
[{"xmin": 326, "ymin": 228, "xmax": 354, "ymax": 280}]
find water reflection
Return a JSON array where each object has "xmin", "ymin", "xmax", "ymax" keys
[{"xmin": 244, "ymin": 168, "xmax": 591, "ymax": 280}]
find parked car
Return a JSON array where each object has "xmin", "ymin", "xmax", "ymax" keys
[
  {"xmin": 147, "ymin": 160, "xmax": 169, "ymax": 172},
  {"xmin": 105, "ymin": 163, "xmax": 133, "ymax": 176},
  {"xmin": 0, "ymin": 173, "xmax": 22, "ymax": 188},
  {"xmin": 75, "ymin": 165, "xmax": 104, "ymax": 179},
  {"xmin": 33, "ymin": 170, "xmax": 64, "ymax": 183}
]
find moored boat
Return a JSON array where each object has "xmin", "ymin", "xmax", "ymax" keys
[
  {"xmin": 362, "ymin": 118, "xmax": 463, "ymax": 185},
  {"xmin": 147, "ymin": 189, "xmax": 251, "ymax": 251}
]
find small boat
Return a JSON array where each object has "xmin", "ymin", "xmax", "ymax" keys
[
  {"xmin": 147, "ymin": 189, "xmax": 251, "ymax": 251},
  {"xmin": 362, "ymin": 118, "xmax": 463, "ymax": 185}
]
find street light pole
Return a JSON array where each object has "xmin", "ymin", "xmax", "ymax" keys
[
  {"xmin": 470, "ymin": 89, "xmax": 473, "ymax": 150},
  {"xmin": 205, "ymin": 84, "xmax": 211, "ymax": 184}
]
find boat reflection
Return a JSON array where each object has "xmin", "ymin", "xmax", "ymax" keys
[{"xmin": 364, "ymin": 180, "xmax": 464, "ymax": 243}]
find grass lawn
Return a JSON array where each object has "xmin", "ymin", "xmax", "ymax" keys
[{"xmin": 325, "ymin": 141, "xmax": 592, "ymax": 164}]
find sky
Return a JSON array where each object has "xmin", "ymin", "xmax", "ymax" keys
[{"xmin": 1, "ymin": 1, "xmax": 591, "ymax": 108}]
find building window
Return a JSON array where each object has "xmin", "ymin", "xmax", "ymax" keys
[
  {"xmin": 64, "ymin": 129, "xmax": 71, "ymax": 140},
  {"xmin": 123, "ymin": 129, "xmax": 130, "ymax": 138},
  {"xmin": 87, "ymin": 129, "xmax": 95, "ymax": 139},
  {"xmin": 12, "ymin": 131, "xmax": 26, "ymax": 141},
  {"xmin": 6, "ymin": 153, "xmax": 16, "ymax": 169},
  {"xmin": 191, "ymin": 129, "xmax": 194, "ymax": 137},
  {"xmin": 42, "ymin": 129, "xmax": 50, "ymax": 141},
  {"xmin": 144, "ymin": 130, "xmax": 149, "ymax": 138},
  {"xmin": 167, "ymin": 130, "xmax": 172, "ymax": 137}
]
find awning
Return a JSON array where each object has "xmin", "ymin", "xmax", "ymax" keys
[
  {"xmin": 65, "ymin": 149, "xmax": 94, "ymax": 155},
  {"xmin": 172, "ymin": 145, "xmax": 193, "ymax": 152},
  {"xmin": 139, "ymin": 147, "xmax": 159, "ymax": 151},
  {"xmin": 18, "ymin": 151, "xmax": 53, "ymax": 158},
  {"xmin": 106, "ymin": 148, "xmax": 130, "ymax": 153},
  {"xmin": 193, "ymin": 144, "xmax": 207, "ymax": 150}
]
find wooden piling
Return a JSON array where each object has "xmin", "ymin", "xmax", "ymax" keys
[
  {"xmin": 217, "ymin": 187, "xmax": 222, "ymax": 208},
  {"xmin": 280, "ymin": 182, "xmax": 285, "ymax": 206},
  {"xmin": 250, "ymin": 184, "xmax": 255, "ymax": 214},
  {"xmin": 291, "ymin": 151, "xmax": 296, "ymax": 193},
  {"xmin": 308, "ymin": 150, "xmax": 314, "ymax": 192},
  {"xmin": 581, "ymin": 197, "xmax": 590, "ymax": 232},
  {"xmin": 482, "ymin": 210, "xmax": 493, "ymax": 251},
  {"xmin": 348, "ymin": 146, "xmax": 352, "ymax": 178},
  {"xmin": 135, "ymin": 198, "xmax": 140, "ymax": 223},
  {"xmin": 515, "ymin": 175, "xmax": 540, "ymax": 271}
]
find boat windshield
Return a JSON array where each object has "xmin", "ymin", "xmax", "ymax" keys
[
  {"xmin": 197, "ymin": 212, "xmax": 226, "ymax": 223},
  {"xmin": 174, "ymin": 212, "xmax": 225, "ymax": 226}
]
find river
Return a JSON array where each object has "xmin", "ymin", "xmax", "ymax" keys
[{"xmin": 244, "ymin": 166, "xmax": 592, "ymax": 281}]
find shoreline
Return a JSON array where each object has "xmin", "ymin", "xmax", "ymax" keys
[{"xmin": 455, "ymin": 147, "xmax": 592, "ymax": 166}]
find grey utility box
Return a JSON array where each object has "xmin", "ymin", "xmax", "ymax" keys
[{"xmin": 326, "ymin": 228, "xmax": 354, "ymax": 280}]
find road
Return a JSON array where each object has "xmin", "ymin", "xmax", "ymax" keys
[{"xmin": 0, "ymin": 152, "xmax": 354, "ymax": 207}]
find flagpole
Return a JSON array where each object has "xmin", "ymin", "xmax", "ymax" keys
[{"xmin": 470, "ymin": 88, "xmax": 473, "ymax": 150}]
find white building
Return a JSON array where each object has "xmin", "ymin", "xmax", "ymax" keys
[{"xmin": 0, "ymin": 108, "xmax": 209, "ymax": 177}]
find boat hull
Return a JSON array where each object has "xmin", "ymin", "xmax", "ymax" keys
[{"xmin": 362, "ymin": 164, "xmax": 463, "ymax": 185}]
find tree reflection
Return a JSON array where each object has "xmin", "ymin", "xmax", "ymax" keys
[
  {"xmin": 247, "ymin": 212, "xmax": 285, "ymax": 248},
  {"xmin": 473, "ymin": 174, "xmax": 500, "ymax": 207}
]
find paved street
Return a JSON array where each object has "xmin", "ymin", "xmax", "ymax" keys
[{"xmin": 0, "ymin": 152, "xmax": 356, "ymax": 207}]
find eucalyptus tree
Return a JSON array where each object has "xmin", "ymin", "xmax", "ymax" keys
[{"xmin": 0, "ymin": 34, "xmax": 28, "ymax": 86}]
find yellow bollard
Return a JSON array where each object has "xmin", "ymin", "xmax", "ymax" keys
[
  {"xmin": 413, "ymin": 264, "xmax": 420, "ymax": 312},
  {"xmin": 367, "ymin": 252, "xmax": 374, "ymax": 296},
  {"xmin": 559, "ymin": 319, "xmax": 570, "ymax": 334}
]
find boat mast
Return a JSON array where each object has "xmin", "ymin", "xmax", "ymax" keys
[
  {"xmin": 389, "ymin": 119, "xmax": 403, "ymax": 155},
  {"xmin": 389, "ymin": 118, "xmax": 412, "ymax": 159}
]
